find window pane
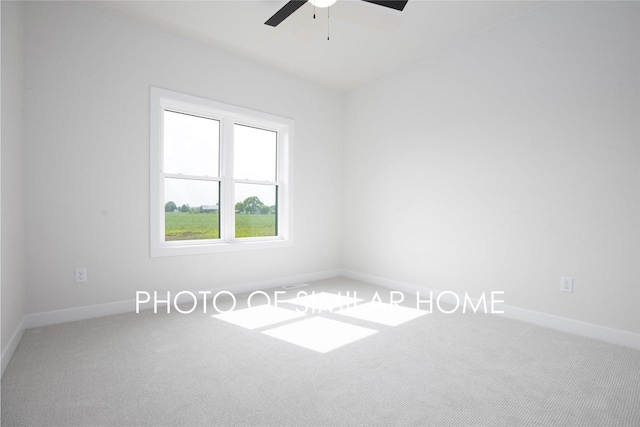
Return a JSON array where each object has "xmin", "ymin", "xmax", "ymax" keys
[
  {"xmin": 164, "ymin": 178, "xmax": 219, "ymax": 241},
  {"xmin": 235, "ymin": 183, "xmax": 277, "ymax": 238},
  {"xmin": 164, "ymin": 110, "xmax": 219, "ymax": 177},
  {"xmin": 234, "ymin": 124, "xmax": 276, "ymax": 182}
]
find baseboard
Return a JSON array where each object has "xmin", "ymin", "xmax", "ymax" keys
[
  {"xmin": 13, "ymin": 267, "xmax": 636, "ymax": 374},
  {"xmin": 25, "ymin": 300, "xmax": 136, "ymax": 329},
  {"xmin": 342, "ymin": 269, "xmax": 640, "ymax": 350},
  {"xmin": 1, "ymin": 318, "xmax": 25, "ymax": 377},
  {"xmin": 24, "ymin": 269, "xmax": 343, "ymax": 329}
]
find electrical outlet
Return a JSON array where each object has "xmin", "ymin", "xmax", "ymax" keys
[
  {"xmin": 75, "ymin": 268, "xmax": 87, "ymax": 283},
  {"xmin": 560, "ymin": 277, "xmax": 573, "ymax": 293}
]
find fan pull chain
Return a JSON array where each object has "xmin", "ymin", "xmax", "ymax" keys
[
  {"xmin": 327, "ymin": 6, "xmax": 330, "ymax": 40},
  {"xmin": 313, "ymin": 5, "xmax": 316, "ymax": 19}
]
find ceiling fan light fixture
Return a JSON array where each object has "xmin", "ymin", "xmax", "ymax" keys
[
  {"xmin": 265, "ymin": 0, "xmax": 408, "ymax": 27},
  {"xmin": 309, "ymin": 0, "xmax": 337, "ymax": 8}
]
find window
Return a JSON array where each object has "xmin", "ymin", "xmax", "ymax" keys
[{"xmin": 150, "ymin": 87, "xmax": 293, "ymax": 256}]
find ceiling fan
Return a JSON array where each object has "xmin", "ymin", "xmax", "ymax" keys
[{"xmin": 265, "ymin": 0, "xmax": 409, "ymax": 27}]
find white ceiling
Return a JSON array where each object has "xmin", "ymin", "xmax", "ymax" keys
[{"xmin": 89, "ymin": 0, "xmax": 542, "ymax": 91}]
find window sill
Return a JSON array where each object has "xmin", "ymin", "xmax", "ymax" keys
[{"xmin": 150, "ymin": 238, "xmax": 293, "ymax": 257}]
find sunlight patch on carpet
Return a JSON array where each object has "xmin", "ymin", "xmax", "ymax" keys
[
  {"xmin": 336, "ymin": 301, "xmax": 427, "ymax": 326},
  {"xmin": 284, "ymin": 291, "xmax": 362, "ymax": 312},
  {"xmin": 262, "ymin": 317, "xmax": 377, "ymax": 353},
  {"xmin": 211, "ymin": 304, "xmax": 305, "ymax": 330}
]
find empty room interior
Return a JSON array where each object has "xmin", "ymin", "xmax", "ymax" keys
[{"xmin": 1, "ymin": 0, "xmax": 639, "ymax": 425}]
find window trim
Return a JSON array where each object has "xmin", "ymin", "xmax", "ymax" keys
[{"xmin": 150, "ymin": 87, "xmax": 294, "ymax": 257}]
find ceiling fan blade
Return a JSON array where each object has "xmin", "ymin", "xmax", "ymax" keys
[
  {"xmin": 360, "ymin": 0, "xmax": 408, "ymax": 12},
  {"xmin": 265, "ymin": 0, "xmax": 307, "ymax": 27}
]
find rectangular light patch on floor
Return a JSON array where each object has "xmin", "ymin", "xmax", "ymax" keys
[
  {"xmin": 336, "ymin": 302, "xmax": 427, "ymax": 326},
  {"xmin": 262, "ymin": 317, "xmax": 377, "ymax": 353},
  {"xmin": 284, "ymin": 292, "xmax": 362, "ymax": 312},
  {"xmin": 211, "ymin": 304, "xmax": 305, "ymax": 330}
]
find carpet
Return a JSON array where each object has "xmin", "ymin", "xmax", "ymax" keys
[{"xmin": 2, "ymin": 278, "xmax": 639, "ymax": 426}]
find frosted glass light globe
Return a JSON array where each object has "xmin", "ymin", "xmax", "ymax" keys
[{"xmin": 309, "ymin": 0, "xmax": 337, "ymax": 8}]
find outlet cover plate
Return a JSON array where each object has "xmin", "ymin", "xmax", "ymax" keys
[
  {"xmin": 75, "ymin": 268, "xmax": 87, "ymax": 283},
  {"xmin": 560, "ymin": 276, "xmax": 573, "ymax": 293}
]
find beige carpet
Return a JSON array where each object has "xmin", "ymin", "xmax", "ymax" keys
[{"xmin": 2, "ymin": 278, "xmax": 639, "ymax": 426}]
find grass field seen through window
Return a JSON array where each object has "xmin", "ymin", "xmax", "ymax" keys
[{"xmin": 165, "ymin": 212, "xmax": 276, "ymax": 240}]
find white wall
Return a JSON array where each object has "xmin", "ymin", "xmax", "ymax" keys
[
  {"xmin": 23, "ymin": 1, "xmax": 344, "ymax": 314},
  {"xmin": 14, "ymin": 0, "xmax": 640, "ymax": 338},
  {"xmin": 344, "ymin": 1, "xmax": 640, "ymax": 333},
  {"xmin": 2, "ymin": 1, "xmax": 26, "ymax": 351}
]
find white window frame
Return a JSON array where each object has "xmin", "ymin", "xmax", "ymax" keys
[{"xmin": 150, "ymin": 87, "xmax": 293, "ymax": 257}]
